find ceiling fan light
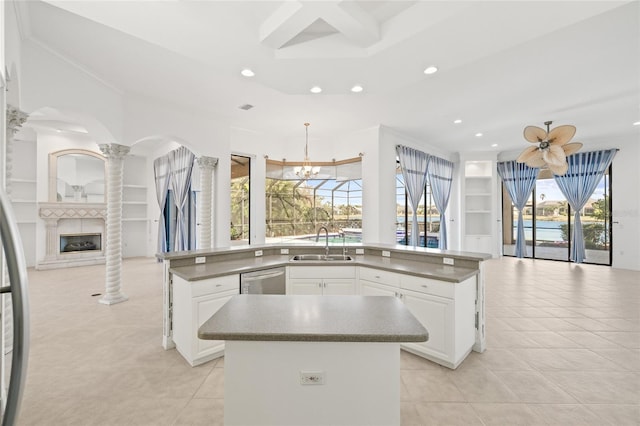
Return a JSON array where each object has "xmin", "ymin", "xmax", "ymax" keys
[
  {"xmin": 516, "ymin": 146, "xmax": 539, "ymax": 163},
  {"xmin": 563, "ymin": 142, "xmax": 583, "ymax": 156},
  {"xmin": 523, "ymin": 126, "xmax": 547, "ymax": 143},
  {"xmin": 548, "ymin": 160, "xmax": 569, "ymax": 175},
  {"xmin": 547, "ymin": 125, "xmax": 576, "ymax": 146},
  {"xmin": 542, "ymin": 145, "xmax": 567, "ymax": 166}
]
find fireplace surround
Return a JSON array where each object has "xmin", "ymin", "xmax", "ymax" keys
[{"xmin": 37, "ymin": 202, "xmax": 106, "ymax": 270}]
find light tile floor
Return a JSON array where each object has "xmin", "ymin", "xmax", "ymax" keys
[{"xmin": 16, "ymin": 256, "xmax": 640, "ymax": 425}]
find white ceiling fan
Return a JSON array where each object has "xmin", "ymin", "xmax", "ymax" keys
[{"xmin": 516, "ymin": 121, "xmax": 583, "ymax": 175}]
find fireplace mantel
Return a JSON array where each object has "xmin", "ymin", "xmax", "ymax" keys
[
  {"xmin": 37, "ymin": 202, "xmax": 107, "ymax": 270},
  {"xmin": 39, "ymin": 202, "xmax": 107, "ymax": 220}
]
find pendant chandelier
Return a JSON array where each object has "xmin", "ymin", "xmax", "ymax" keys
[
  {"xmin": 516, "ymin": 121, "xmax": 583, "ymax": 175},
  {"xmin": 294, "ymin": 122, "xmax": 320, "ymax": 179}
]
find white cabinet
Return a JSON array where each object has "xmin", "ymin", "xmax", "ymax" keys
[
  {"xmin": 461, "ymin": 156, "xmax": 498, "ymax": 257},
  {"xmin": 287, "ymin": 266, "xmax": 356, "ymax": 295},
  {"xmin": 402, "ymin": 290, "xmax": 452, "ymax": 360},
  {"xmin": 358, "ymin": 267, "xmax": 477, "ymax": 369},
  {"xmin": 400, "ymin": 274, "xmax": 476, "ymax": 369},
  {"xmin": 172, "ymin": 274, "xmax": 239, "ymax": 366}
]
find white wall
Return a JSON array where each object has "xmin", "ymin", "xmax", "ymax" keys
[
  {"xmin": 606, "ymin": 138, "xmax": 639, "ymax": 271},
  {"xmin": 21, "ymin": 41, "xmax": 123, "ymax": 144}
]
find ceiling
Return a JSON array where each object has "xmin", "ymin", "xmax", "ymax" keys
[{"xmin": 16, "ymin": 1, "xmax": 640, "ymax": 154}]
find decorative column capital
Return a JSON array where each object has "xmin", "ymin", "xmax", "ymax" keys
[
  {"xmin": 197, "ymin": 156, "xmax": 219, "ymax": 170},
  {"xmin": 6, "ymin": 105, "xmax": 28, "ymax": 134},
  {"xmin": 99, "ymin": 143, "xmax": 130, "ymax": 159}
]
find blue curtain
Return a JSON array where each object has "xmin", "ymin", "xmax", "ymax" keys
[
  {"xmin": 553, "ymin": 149, "xmax": 617, "ymax": 263},
  {"xmin": 153, "ymin": 156, "xmax": 171, "ymax": 255},
  {"xmin": 169, "ymin": 146, "xmax": 195, "ymax": 252},
  {"xmin": 396, "ymin": 145, "xmax": 430, "ymax": 247},
  {"xmin": 427, "ymin": 156, "xmax": 454, "ymax": 249},
  {"xmin": 497, "ymin": 161, "xmax": 539, "ymax": 257}
]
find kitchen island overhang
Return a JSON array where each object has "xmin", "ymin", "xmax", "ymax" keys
[{"xmin": 199, "ymin": 295, "xmax": 427, "ymax": 426}]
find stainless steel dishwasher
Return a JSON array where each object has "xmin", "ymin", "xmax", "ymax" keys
[{"xmin": 240, "ymin": 267, "xmax": 286, "ymax": 294}]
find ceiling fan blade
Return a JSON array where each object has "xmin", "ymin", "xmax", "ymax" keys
[
  {"xmin": 562, "ymin": 142, "xmax": 583, "ymax": 156},
  {"xmin": 523, "ymin": 126, "xmax": 547, "ymax": 143},
  {"xmin": 548, "ymin": 160, "xmax": 569, "ymax": 175},
  {"xmin": 543, "ymin": 145, "xmax": 567, "ymax": 166},
  {"xmin": 547, "ymin": 125, "xmax": 576, "ymax": 146},
  {"xmin": 517, "ymin": 147, "xmax": 545, "ymax": 168}
]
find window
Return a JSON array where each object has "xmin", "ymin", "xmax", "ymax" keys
[
  {"xmin": 396, "ymin": 163, "xmax": 440, "ymax": 248},
  {"xmin": 265, "ymin": 158, "xmax": 362, "ymax": 243},
  {"xmin": 230, "ymin": 155, "xmax": 250, "ymax": 245},
  {"xmin": 163, "ymin": 189, "xmax": 197, "ymax": 251},
  {"xmin": 501, "ymin": 167, "xmax": 612, "ymax": 265}
]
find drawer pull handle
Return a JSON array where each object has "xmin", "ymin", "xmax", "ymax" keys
[
  {"xmin": 374, "ymin": 275, "xmax": 381, "ymax": 279},
  {"xmin": 216, "ymin": 284, "xmax": 222, "ymax": 287},
  {"xmin": 421, "ymin": 285, "xmax": 428, "ymax": 288}
]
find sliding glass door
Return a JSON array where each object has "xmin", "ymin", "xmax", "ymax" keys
[
  {"xmin": 502, "ymin": 168, "xmax": 612, "ymax": 265},
  {"xmin": 534, "ymin": 176, "xmax": 570, "ymax": 261}
]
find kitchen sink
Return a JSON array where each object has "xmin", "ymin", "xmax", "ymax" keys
[{"xmin": 290, "ymin": 254, "xmax": 354, "ymax": 262}]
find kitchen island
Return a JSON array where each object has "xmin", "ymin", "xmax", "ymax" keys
[
  {"xmin": 199, "ymin": 294, "xmax": 428, "ymax": 426},
  {"xmin": 159, "ymin": 243, "xmax": 490, "ymax": 368}
]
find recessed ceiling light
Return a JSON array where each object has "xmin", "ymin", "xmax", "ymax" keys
[
  {"xmin": 453, "ymin": 119, "xmax": 462, "ymax": 124},
  {"xmin": 633, "ymin": 121, "xmax": 640, "ymax": 126},
  {"xmin": 351, "ymin": 85, "xmax": 364, "ymax": 93},
  {"xmin": 310, "ymin": 86, "xmax": 322, "ymax": 94},
  {"xmin": 491, "ymin": 143, "xmax": 498, "ymax": 147},
  {"xmin": 475, "ymin": 133, "xmax": 483, "ymax": 137},
  {"xmin": 240, "ymin": 69, "xmax": 255, "ymax": 77},
  {"xmin": 423, "ymin": 66, "xmax": 438, "ymax": 75}
]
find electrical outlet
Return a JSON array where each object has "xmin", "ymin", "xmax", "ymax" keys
[
  {"xmin": 195, "ymin": 256, "xmax": 206, "ymax": 264},
  {"xmin": 382, "ymin": 250, "xmax": 391, "ymax": 258},
  {"xmin": 255, "ymin": 250, "xmax": 263, "ymax": 257},
  {"xmin": 300, "ymin": 371, "xmax": 324, "ymax": 385},
  {"xmin": 443, "ymin": 257, "xmax": 454, "ymax": 265},
  {"xmin": 280, "ymin": 248, "xmax": 289, "ymax": 255},
  {"xmin": 355, "ymin": 248, "xmax": 364, "ymax": 255}
]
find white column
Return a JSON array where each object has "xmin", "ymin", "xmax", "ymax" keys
[
  {"xmin": 2, "ymin": 106, "xmax": 27, "ymax": 360},
  {"xmin": 5, "ymin": 106, "xmax": 28, "ymax": 199},
  {"xmin": 197, "ymin": 156, "xmax": 218, "ymax": 249},
  {"xmin": 98, "ymin": 143, "xmax": 130, "ymax": 305},
  {"xmin": 43, "ymin": 218, "xmax": 58, "ymax": 261}
]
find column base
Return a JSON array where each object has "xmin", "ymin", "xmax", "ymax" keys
[{"xmin": 98, "ymin": 293, "xmax": 129, "ymax": 305}]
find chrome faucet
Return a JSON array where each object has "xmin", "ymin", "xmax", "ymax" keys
[{"xmin": 316, "ymin": 226, "xmax": 329, "ymax": 258}]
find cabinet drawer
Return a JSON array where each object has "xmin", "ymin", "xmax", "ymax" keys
[
  {"xmin": 358, "ymin": 267, "xmax": 400, "ymax": 287},
  {"xmin": 190, "ymin": 275, "xmax": 239, "ymax": 297},
  {"xmin": 401, "ymin": 275, "xmax": 453, "ymax": 299},
  {"xmin": 288, "ymin": 266, "xmax": 356, "ymax": 279}
]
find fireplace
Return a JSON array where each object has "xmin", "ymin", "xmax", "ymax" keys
[
  {"xmin": 37, "ymin": 202, "xmax": 107, "ymax": 270},
  {"xmin": 60, "ymin": 233, "xmax": 102, "ymax": 253}
]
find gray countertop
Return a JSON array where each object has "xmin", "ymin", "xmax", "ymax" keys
[
  {"xmin": 198, "ymin": 295, "xmax": 429, "ymax": 343},
  {"xmin": 170, "ymin": 254, "xmax": 478, "ymax": 283}
]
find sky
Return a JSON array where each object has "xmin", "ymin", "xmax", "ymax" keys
[{"xmin": 535, "ymin": 176, "xmax": 607, "ymax": 202}]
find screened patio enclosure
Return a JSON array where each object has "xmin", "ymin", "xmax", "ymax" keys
[{"xmin": 265, "ymin": 158, "xmax": 362, "ymax": 243}]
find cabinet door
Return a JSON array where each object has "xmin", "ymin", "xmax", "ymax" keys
[
  {"xmin": 195, "ymin": 289, "xmax": 238, "ymax": 355},
  {"xmin": 360, "ymin": 280, "xmax": 398, "ymax": 297},
  {"xmin": 402, "ymin": 290, "xmax": 453, "ymax": 361},
  {"xmin": 323, "ymin": 278, "xmax": 356, "ymax": 295},
  {"xmin": 288, "ymin": 279, "xmax": 323, "ymax": 295}
]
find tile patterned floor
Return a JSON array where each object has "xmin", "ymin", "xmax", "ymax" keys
[{"xmin": 16, "ymin": 256, "xmax": 640, "ymax": 425}]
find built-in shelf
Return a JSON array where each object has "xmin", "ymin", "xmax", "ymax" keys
[
  {"xmin": 122, "ymin": 218, "xmax": 148, "ymax": 222},
  {"xmin": 10, "ymin": 178, "xmax": 37, "ymax": 184},
  {"xmin": 462, "ymin": 158, "xmax": 496, "ymax": 255}
]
